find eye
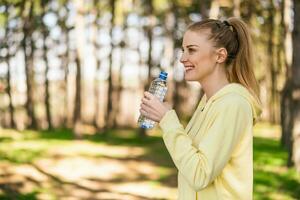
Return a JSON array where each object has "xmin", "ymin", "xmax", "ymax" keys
[{"xmin": 188, "ymin": 48, "xmax": 195, "ymax": 53}]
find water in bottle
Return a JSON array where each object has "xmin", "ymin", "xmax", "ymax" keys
[{"xmin": 138, "ymin": 71, "xmax": 168, "ymax": 129}]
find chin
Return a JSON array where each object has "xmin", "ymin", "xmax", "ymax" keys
[
  {"xmin": 184, "ymin": 77, "xmax": 192, "ymax": 81},
  {"xmin": 184, "ymin": 73, "xmax": 197, "ymax": 81}
]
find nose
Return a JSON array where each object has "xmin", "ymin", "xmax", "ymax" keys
[{"xmin": 180, "ymin": 52, "xmax": 187, "ymax": 63}]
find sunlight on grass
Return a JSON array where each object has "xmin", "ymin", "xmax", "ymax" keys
[
  {"xmin": 0, "ymin": 124, "xmax": 299, "ymax": 199},
  {"xmin": 0, "ymin": 128, "xmax": 177, "ymax": 199},
  {"xmin": 254, "ymin": 122, "xmax": 281, "ymax": 139},
  {"xmin": 112, "ymin": 181, "xmax": 177, "ymax": 199},
  {"xmin": 253, "ymin": 123, "xmax": 300, "ymax": 200}
]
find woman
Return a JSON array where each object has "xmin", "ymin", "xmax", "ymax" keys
[{"xmin": 139, "ymin": 18, "xmax": 262, "ymax": 200}]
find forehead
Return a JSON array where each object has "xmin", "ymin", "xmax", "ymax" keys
[{"xmin": 182, "ymin": 30, "xmax": 212, "ymax": 46}]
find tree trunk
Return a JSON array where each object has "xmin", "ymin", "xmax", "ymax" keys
[
  {"xmin": 5, "ymin": 55, "xmax": 15, "ymax": 128},
  {"xmin": 280, "ymin": 0, "xmax": 293, "ymax": 151},
  {"xmin": 280, "ymin": 81, "xmax": 294, "ymax": 161},
  {"xmin": 73, "ymin": 54, "xmax": 82, "ymax": 138},
  {"xmin": 62, "ymin": 27, "xmax": 70, "ymax": 127},
  {"xmin": 267, "ymin": 0, "xmax": 276, "ymax": 123},
  {"xmin": 4, "ymin": 3, "xmax": 16, "ymax": 128},
  {"xmin": 113, "ymin": 14, "xmax": 127, "ymax": 127},
  {"xmin": 92, "ymin": 0, "xmax": 101, "ymax": 131},
  {"xmin": 73, "ymin": 0, "xmax": 85, "ymax": 138},
  {"xmin": 273, "ymin": 1, "xmax": 284, "ymax": 124},
  {"xmin": 60, "ymin": 6, "xmax": 71, "ymax": 128},
  {"xmin": 291, "ymin": 0, "xmax": 300, "ymax": 171},
  {"xmin": 41, "ymin": 4, "xmax": 52, "ymax": 129},
  {"xmin": 106, "ymin": 0, "xmax": 116, "ymax": 130},
  {"xmin": 59, "ymin": 5, "xmax": 73, "ymax": 127},
  {"xmin": 22, "ymin": 1, "xmax": 37, "ymax": 129},
  {"xmin": 233, "ymin": 0, "xmax": 241, "ymax": 17}
]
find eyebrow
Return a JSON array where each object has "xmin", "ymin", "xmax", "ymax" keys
[{"xmin": 182, "ymin": 45, "xmax": 200, "ymax": 48}]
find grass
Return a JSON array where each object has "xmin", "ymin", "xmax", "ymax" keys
[
  {"xmin": 253, "ymin": 123, "xmax": 300, "ymax": 200},
  {"xmin": 254, "ymin": 136, "xmax": 300, "ymax": 199},
  {"xmin": 0, "ymin": 123, "xmax": 299, "ymax": 199}
]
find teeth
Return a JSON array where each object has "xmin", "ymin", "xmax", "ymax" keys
[{"xmin": 185, "ymin": 66, "xmax": 194, "ymax": 71}]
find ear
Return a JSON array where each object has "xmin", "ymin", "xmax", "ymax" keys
[{"xmin": 216, "ymin": 48, "xmax": 228, "ymax": 64}]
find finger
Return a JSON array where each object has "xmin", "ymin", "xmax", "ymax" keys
[
  {"xmin": 141, "ymin": 103, "xmax": 159, "ymax": 117},
  {"xmin": 141, "ymin": 97, "xmax": 157, "ymax": 110},
  {"xmin": 141, "ymin": 97, "xmax": 149, "ymax": 104},
  {"xmin": 140, "ymin": 108, "xmax": 159, "ymax": 122},
  {"xmin": 140, "ymin": 107, "xmax": 154, "ymax": 119},
  {"xmin": 141, "ymin": 104, "xmax": 162, "ymax": 121},
  {"xmin": 144, "ymin": 91, "xmax": 154, "ymax": 100},
  {"xmin": 139, "ymin": 108, "xmax": 147, "ymax": 116},
  {"xmin": 141, "ymin": 103, "xmax": 153, "ymax": 113}
]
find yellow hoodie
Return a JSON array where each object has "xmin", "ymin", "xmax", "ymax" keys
[{"xmin": 159, "ymin": 83, "xmax": 261, "ymax": 200}]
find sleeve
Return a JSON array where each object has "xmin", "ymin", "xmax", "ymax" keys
[{"xmin": 159, "ymin": 99, "xmax": 252, "ymax": 191}]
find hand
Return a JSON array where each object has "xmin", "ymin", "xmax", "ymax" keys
[{"xmin": 139, "ymin": 91, "xmax": 172, "ymax": 122}]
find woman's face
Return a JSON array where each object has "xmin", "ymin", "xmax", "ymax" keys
[{"xmin": 180, "ymin": 30, "xmax": 218, "ymax": 82}]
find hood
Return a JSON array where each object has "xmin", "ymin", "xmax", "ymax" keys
[{"xmin": 207, "ymin": 83, "xmax": 262, "ymax": 123}]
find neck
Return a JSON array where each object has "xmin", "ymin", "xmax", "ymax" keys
[{"xmin": 200, "ymin": 67, "xmax": 230, "ymax": 100}]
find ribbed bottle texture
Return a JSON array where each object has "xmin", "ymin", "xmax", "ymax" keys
[{"xmin": 138, "ymin": 71, "xmax": 168, "ymax": 129}]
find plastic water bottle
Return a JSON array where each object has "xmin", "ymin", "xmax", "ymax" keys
[{"xmin": 138, "ymin": 71, "xmax": 168, "ymax": 129}]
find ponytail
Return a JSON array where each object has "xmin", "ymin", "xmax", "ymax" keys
[{"xmin": 227, "ymin": 18, "xmax": 260, "ymax": 101}]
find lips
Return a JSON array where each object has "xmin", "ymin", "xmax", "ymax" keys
[{"xmin": 184, "ymin": 65, "xmax": 195, "ymax": 72}]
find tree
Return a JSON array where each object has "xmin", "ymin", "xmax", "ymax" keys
[
  {"xmin": 106, "ymin": 0, "xmax": 116, "ymax": 129},
  {"xmin": 267, "ymin": 0, "xmax": 277, "ymax": 123},
  {"xmin": 73, "ymin": 0, "xmax": 86, "ymax": 138},
  {"xmin": 92, "ymin": 0, "xmax": 102, "ymax": 131},
  {"xmin": 41, "ymin": 0, "xmax": 52, "ymax": 129},
  {"xmin": 290, "ymin": 0, "xmax": 300, "ymax": 171},
  {"xmin": 21, "ymin": 0, "xmax": 37, "ymax": 129},
  {"xmin": 280, "ymin": 0, "xmax": 294, "ymax": 166},
  {"xmin": 281, "ymin": 0, "xmax": 300, "ymax": 170},
  {"xmin": 3, "ymin": 2, "xmax": 16, "ymax": 128},
  {"xmin": 57, "ymin": 1, "xmax": 72, "ymax": 127}
]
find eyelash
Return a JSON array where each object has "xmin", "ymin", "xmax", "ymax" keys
[{"xmin": 181, "ymin": 48, "xmax": 195, "ymax": 53}]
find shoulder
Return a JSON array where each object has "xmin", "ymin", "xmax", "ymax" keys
[
  {"xmin": 212, "ymin": 92, "xmax": 252, "ymax": 113},
  {"xmin": 207, "ymin": 93, "xmax": 253, "ymax": 126}
]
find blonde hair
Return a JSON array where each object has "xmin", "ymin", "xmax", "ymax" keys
[{"xmin": 187, "ymin": 18, "xmax": 260, "ymax": 101}]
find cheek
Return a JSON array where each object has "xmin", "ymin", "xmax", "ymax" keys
[{"xmin": 193, "ymin": 52, "xmax": 214, "ymax": 67}]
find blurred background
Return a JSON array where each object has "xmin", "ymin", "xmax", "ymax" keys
[{"xmin": 0, "ymin": 0, "xmax": 299, "ymax": 199}]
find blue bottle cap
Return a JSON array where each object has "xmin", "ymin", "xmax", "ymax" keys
[{"xmin": 159, "ymin": 71, "xmax": 168, "ymax": 80}]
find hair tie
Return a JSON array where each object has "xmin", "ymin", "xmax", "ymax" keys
[
  {"xmin": 223, "ymin": 20, "xmax": 231, "ymax": 27},
  {"xmin": 223, "ymin": 20, "xmax": 239, "ymax": 54},
  {"xmin": 223, "ymin": 20, "xmax": 234, "ymax": 32},
  {"xmin": 227, "ymin": 54, "xmax": 236, "ymax": 59}
]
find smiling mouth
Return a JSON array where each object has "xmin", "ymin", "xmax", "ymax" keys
[{"xmin": 185, "ymin": 66, "xmax": 194, "ymax": 72}]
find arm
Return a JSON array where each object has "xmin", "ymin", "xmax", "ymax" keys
[{"xmin": 159, "ymin": 98, "xmax": 252, "ymax": 191}]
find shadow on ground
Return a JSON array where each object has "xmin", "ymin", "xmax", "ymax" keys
[
  {"xmin": 0, "ymin": 128, "xmax": 299, "ymax": 199},
  {"xmin": 0, "ymin": 128, "xmax": 177, "ymax": 200}
]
